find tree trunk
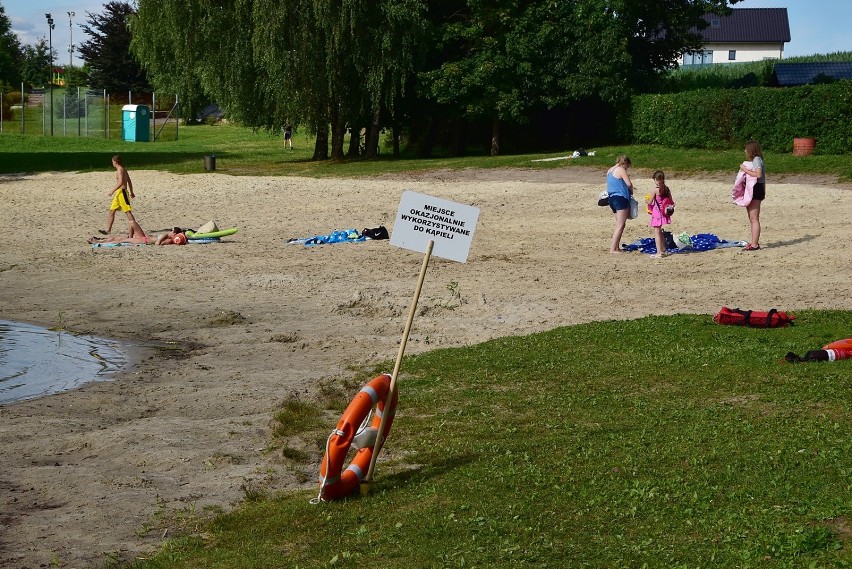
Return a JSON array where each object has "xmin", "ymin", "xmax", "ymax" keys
[
  {"xmin": 392, "ymin": 125, "xmax": 400, "ymax": 159},
  {"xmin": 365, "ymin": 103, "xmax": 381, "ymax": 160},
  {"xmin": 330, "ymin": 104, "xmax": 346, "ymax": 160},
  {"xmin": 490, "ymin": 116, "xmax": 501, "ymax": 156},
  {"xmin": 312, "ymin": 119, "xmax": 329, "ymax": 161},
  {"xmin": 346, "ymin": 123, "xmax": 361, "ymax": 157},
  {"xmin": 449, "ymin": 118, "xmax": 467, "ymax": 157},
  {"xmin": 416, "ymin": 119, "xmax": 437, "ymax": 158}
]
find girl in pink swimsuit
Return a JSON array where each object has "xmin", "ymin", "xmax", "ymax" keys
[{"xmin": 646, "ymin": 170, "xmax": 674, "ymax": 258}]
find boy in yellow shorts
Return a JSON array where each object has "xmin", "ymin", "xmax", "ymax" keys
[{"xmin": 100, "ymin": 155, "xmax": 145, "ymax": 238}]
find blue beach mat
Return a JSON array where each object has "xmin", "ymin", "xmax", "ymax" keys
[
  {"xmin": 622, "ymin": 232, "xmax": 747, "ymax": 255},
  {"xmin": 287, "ymin": 228, "xmax": 367, "ymax": 246},
  {"xmin": 186, "ymin": 237, "xmax": 222, "ymax": 244}
]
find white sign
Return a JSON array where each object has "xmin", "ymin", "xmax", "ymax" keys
[{"xmin": 390, "ymin": 190, "xmax": 480, "ymax": 263}]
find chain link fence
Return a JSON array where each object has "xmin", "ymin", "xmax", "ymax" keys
[{"xmin": 0, "ymin": 85, "xmax": 178, "ymax": 141}]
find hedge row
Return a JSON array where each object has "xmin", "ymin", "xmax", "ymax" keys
[{"xmin": 630, "ymin": 82, "xmax": 852, "ymax": 154}]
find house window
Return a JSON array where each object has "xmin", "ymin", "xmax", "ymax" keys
[
  {"xmin": 728, "ymin": 50, "xmax": 736, "ymax": 61},
  {"xmin": 684, "ymin": 50, "xmax": 713, "ymax": 66}
]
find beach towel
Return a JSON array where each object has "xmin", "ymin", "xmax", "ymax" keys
[
  {"xmin": 287, "ymin": 228, "xmax": 367, "ymax": 246},
  {"xmin": 91, "ymin": 242, "xmax": 145, "ymax": 248},
  {"xmin": 732, "ymin": 161, "xmax": 756, "ymax": 207},
  {"xmin": 621, "ymin": 233, "xmax": 747, "ymax": 255},
  {"xmin": 91, "ymin": 237, "xmax": 221, "ymax": 248}
]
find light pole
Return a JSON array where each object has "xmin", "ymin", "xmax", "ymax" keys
[
  {"xmin": 45, "ymin": 13, "xmax": 55, "ymax": 135},
  {"xmin": 68, "ymin": 12, "xmax": 75, "ymax": 68}
]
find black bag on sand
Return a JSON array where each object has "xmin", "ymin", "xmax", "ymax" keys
[{"xmin": 362, "ymin": 226, "xmax": 389, "ymax": 240}]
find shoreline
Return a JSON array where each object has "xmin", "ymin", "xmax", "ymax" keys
[{"xmin": 1, "ymin": 169, "xmax": 850, "ymax": 567}]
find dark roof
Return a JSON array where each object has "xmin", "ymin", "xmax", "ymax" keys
[
  {"xmin": 698, "ymin": 8, "xmax": 790, "ymax": 43},
  {"xmin": 772, "ymin": 62, "xmax": 852, "ymax": 86}
]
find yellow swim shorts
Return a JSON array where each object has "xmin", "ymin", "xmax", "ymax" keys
[{"xmin": 110, "ymin": 189, "xmax": 132, "ymax": 212}]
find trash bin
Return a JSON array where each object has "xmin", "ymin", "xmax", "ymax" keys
[
  {"xmin": 204, "ymin": 155, "xmax": 216, "ymax": 171},
  {"xmin": 122, "ymin": 105, "xmax": 150, "ymax": 142}
]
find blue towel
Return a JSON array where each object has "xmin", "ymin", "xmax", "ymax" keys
[
  {"xmin": 622, "ymin": 233, "xmax": 746, "ymax": 254},
  {"xmin": 287, "ymin": 228, "xmax": 367, "ymax": 246},
  {"xmin": 91, "ymin": 242, "xmax": 144, "ymax": 248}
]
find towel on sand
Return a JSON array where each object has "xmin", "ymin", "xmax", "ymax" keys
[
  {"xmin": 287, "ymin": 228, "xmax": 367, "ymax": 246},
  {"xmin": 622, "ymin": 232, "xmax": 747, "ymax": 255}
]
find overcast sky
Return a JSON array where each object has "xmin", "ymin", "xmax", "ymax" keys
[{"xmin": 4, "ymin": 0, "xmax": 851, "ymax": 68}]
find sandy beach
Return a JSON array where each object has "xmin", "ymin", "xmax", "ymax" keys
[{"xmin": 0, "ymin": 166, "xmax": 850, "ymax": 567}]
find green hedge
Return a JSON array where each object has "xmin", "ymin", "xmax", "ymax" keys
[{"xmin": 630, "ymin": 82, "xmax": 852, "ymax": 154}]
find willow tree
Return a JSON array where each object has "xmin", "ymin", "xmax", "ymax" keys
[
  {"xmin": 130, "ymin": 0, "xmax": 225, "ymax": 120},
  {"xmin": 132, "ymin": 0, "xmax": 424, "ymax": 160}
]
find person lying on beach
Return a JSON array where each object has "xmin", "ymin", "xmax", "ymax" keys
[{"xmin": 87, "ymin": 228, "xmax": 187, "ymax": 246}]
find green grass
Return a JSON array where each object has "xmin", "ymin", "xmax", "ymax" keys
[
  {"xmin": 130, "ymin": 310, "xmax": 852, "ymax": 568},
  {"xmin": 2, "ymin": 124, "xmax": 851, "ymax": 180}
]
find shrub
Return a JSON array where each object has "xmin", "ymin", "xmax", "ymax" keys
[{"xmin": 630, "ymin": 82, "xmax": 852, "ymax": 154}]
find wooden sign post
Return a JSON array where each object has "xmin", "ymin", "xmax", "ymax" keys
[{"xmin": 361, "ymin": 190, "xmax": 480, "ymax": 495}]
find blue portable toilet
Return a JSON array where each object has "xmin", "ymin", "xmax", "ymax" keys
[{"xmin": 122, "ymin": 104, "xmax": 150, "ymax": 142}]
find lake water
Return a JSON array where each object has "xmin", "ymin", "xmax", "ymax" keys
[{"xmin": 0, "ymin": 320, "xmax": 130, "ymax": 405}]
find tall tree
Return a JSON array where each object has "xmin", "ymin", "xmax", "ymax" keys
[
  {"xmin": 415, "ymin": 0, "xmax": 742, "ymax": 155},
  {"xmin": 132, "ymin": 0, "xmax": 425, "ymax": 161},
  {"xmin": 18, "ymin": 39, "xmax": 51, "ymax": 88},
  {"xmin": 607, "ymin": 0, "xmax": 744, "ymax": 90},
  {"xmin": 0, "ymin": 2, "xmax": 22, "ymax": 87},
  {"xmin": 78, "ymin": 1, "xmax": 151, "ymax": 94},
  {"xmin": 131, "ymin": 0, "xmax": 741, "ymax": 157}
]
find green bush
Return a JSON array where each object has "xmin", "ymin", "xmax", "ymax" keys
[{"xmin": 630, "ymin": 82, "xmax": 852, "ymax": 154}]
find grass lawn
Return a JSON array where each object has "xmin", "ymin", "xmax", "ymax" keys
[
  {"xmin": 1, "ymin": 124, "xmax": 851, "ymax": 181},
  {"xmin": 4, "ymin": 126, "xmax": 849, "ymax": 567},
  {"xmin": 129, "ymin": 310, "xmax": 852, "ymax": 569}
]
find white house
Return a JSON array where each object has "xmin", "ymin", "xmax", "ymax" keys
[{"xmin": 681, "ymin": 8, "xmax": 791, "ymax": 66}]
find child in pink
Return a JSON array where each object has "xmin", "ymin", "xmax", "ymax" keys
[{"xmin": 645, "ymin": 170, "xmax": 674, "ymax": 258}]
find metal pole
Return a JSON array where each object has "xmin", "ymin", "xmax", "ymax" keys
[
  {"xmin": 21, "ymin": 82, "xmax": 24, "ymax": 134},
  {"xmin": 67, "ymin": 12, "xmax": 75, "ymax": 68},
  {"xmin": 104, "ymin": 89, "xmax": 107, "ymax": 138},
  {"xmin": 77, "ymin": 86, "xmax": 81, "ymax": 136},
  {"xmin": 152, "ymin": 92, "xmax": 156, "ymax": 142},
  {"xmin": 46, "ymin": 13, "xmax": 55, "ymax": 136}
]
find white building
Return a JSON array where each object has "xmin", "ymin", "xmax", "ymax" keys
[{"xmin": 681, "ymin": 8, "xmax": 791, "ymax": 66}]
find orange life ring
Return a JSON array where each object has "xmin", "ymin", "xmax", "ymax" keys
[{"xmin": 317, "ymin": 373, "xmax": 398, "ymax": 501}]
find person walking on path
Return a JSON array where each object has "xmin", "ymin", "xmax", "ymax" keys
[
  {"xmin": 606, "ymin": 155, "xmax": 634, "ymax": 253},
  {"xmin": 739, "ymin": 140, "xmax": 765, "ymax": 251},
  {"xmin": 99, "ymin": 155, "xmax": 145, "ymax": 238}
]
